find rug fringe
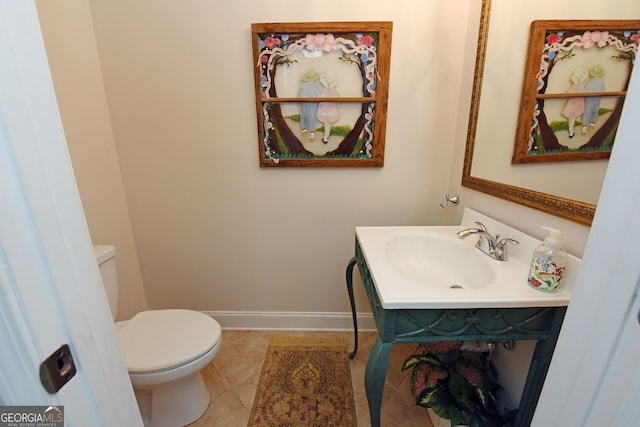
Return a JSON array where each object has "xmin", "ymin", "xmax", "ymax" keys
[{"xmin": 268, "ymin": 336, "xmax": 348, "ymax": 347}]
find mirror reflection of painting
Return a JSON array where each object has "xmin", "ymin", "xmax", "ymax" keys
[
  {"xmin": 514, "ymin": 24, "xmax": 640, "ymax": 163},
  {"xmin": 253, "ymin": 25, "xmax": 389, "ymax": 166},
  {"xmin": 538, "ymin": 44, "xmax": 624, "ymax": 153},
  {"xmin": 560, "ymin": 66, "xmax": 588, "ymax": 139},
  {"xmin": 546, "ymin": 63, "xmax": 613, "ymax": 149}
]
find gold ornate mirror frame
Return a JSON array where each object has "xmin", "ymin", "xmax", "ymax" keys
[{"xmin": 461, "ymin": 0, "xmax": 596, "ymax": 226}]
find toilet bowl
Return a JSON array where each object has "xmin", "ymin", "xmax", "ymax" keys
[
  {"xmin": 94, "ymin": 245, "xmax": 222, "ymax": 427},
  {"xmin": 116, "ymin": 309, "xmax": 222, "ymax": 427}
]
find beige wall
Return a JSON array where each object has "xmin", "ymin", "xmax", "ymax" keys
[
  {"xmin": 36, "ymin": 0, "xmax": 148, "ymax": 320},
  {"xmin": 79, "ymin": 0, "xmax": 475, "ymax": 314}
]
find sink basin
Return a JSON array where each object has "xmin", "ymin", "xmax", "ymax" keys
[
  {"xmin": 355, "ymin": 208, "xmax": 581, "ymax": 309},
  {"xmin": 385, "ymin": 234, "xmax": 496, "ymax": 289}
]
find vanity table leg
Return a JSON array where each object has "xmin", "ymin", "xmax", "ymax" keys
[
  {"xmin": 514, "ymin": 306, "xmax": 567, "ymax": 427},
  {"xmin": 365, "ymin": 337, "xmax": 392, "ymax": 427},
  {"xmin": 345, "ymin": 257, "xmax": 359, "ymax": 359}
]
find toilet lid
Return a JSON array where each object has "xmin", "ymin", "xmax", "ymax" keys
[{"xmin": 117, "ymin": 309, "xmax": 221, "ymax": 373}]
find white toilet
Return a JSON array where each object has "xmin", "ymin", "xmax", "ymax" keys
[{"xmin": 94, "ymin": 245, "xmax": 222, "ymax": 427}]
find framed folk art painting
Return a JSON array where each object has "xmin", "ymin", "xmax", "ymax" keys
[{"xmin": 251, "ymin": 22, "xmax": 392, "ymax": 167}]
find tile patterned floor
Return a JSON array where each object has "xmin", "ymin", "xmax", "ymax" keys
[{"xmin": 188, "ymin": 330, "xmax": 434, "ymax": 427}]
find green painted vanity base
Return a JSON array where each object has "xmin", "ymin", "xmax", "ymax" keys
[{"xmin": 346, "ymin": 239, "xmax": 567, "ymax": 427}]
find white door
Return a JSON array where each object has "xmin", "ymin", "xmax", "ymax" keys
[
  {"xmin": 585, "ymin": 277, "xmax": 640, "ymax": 426},
  {"xmin": 532, "ymin": 48, "xmax": 640, "ymax": 425},
  {"xmin": 0, "ymin": 1, "xmax": 142, "ymax": 425}
]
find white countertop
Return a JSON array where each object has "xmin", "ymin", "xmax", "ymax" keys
[{"xmin": 355, "ymin": 208, "xmax": 581, "ymax": 309}]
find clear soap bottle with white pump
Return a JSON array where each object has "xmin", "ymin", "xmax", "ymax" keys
[{"xmin": 528, "ymin": 226, "xmax": 568, "ymax": 292}]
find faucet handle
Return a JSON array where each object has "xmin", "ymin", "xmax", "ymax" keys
[
  {"xmin": 495, "ymin": 238, "xmax": 519, "ymax": 261},
  {"xmin": 474, "ymin": 221, "xmax": 487, "ymax": 232},
  {"xmin": 498, "ymin": 238, "xmax": 519, "ymax": 246}
]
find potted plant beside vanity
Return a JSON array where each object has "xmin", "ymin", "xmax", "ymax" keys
[{"xmin": 402, "ymin": 342, "xmax": 512, "ymax": 427}]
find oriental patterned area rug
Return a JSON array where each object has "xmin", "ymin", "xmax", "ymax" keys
[{"xmin": 248, "ymin": 337, "xmax": 356, "ymax": 427}]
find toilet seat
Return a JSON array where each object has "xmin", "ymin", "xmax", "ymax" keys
[{"xmin": 117, "ymin": 309, "xmax": 221, "ymax": 374}]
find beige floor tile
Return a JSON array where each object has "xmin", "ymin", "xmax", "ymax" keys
[
  {"xmin": 385, "ymin": 343, "xmax": 417, "ymax": 390},
  {"xmin": 213, "ymin": 331, "xmax": 268, "ymax": 387},
  {"xmin": 199, "ymin": 360, "xmax": 230, "ymax": 401},
  {"xmin": 188, "ymin": 389, "xmax": 249, "ymax": 427},
  {"xmin": 349, "ymin": 358, "xmax": 372, "ymax": 426},
  {"xmin": 352, "ymin": 332, "xmax": 377, "ymax": 366},
  {"xmin": 380, "ymin": 379, "xmax": 434, "ymax": 427},
  {"xmin": 232, "ymin": 370, "xmax": 261, "ymax": 411}
]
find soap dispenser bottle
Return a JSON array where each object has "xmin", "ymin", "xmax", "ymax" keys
[{"xmin": 528, "ymin": 226, "xmax": 568, "ymax": 292}]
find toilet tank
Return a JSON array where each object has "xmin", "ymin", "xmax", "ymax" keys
[{"xmin": 93, "ymin": 245, "xmax": 119, "ymax": 321}]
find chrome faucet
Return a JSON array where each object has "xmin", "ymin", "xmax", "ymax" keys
[{"xmin": 456, "ymin": 221, "xmax": 519, "ymax": 261}]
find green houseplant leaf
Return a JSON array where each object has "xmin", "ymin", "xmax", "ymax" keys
[{"xmin": 403, "ymin": 342, "xmax": 510, "ymax": 426}]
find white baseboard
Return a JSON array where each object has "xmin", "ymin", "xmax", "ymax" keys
[{"xmin": 202, "ymin": 310, "xmax": 376, "ymax": 331}]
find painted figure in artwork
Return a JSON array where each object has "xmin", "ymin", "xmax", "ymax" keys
[
  {"xmin": 561, "ymin": 66, "xmax": 589, "ymax": 138},
  {"xmin": 297, "ymin": 69, "xmax": 321, "ymax": 141},
  {"xmin": 582, "ymin": 64, "xmax": 606, "ymax": 134},
  {"xmin": 317, "ymin": 73, "xmax": 341, "ymax": 144}
]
